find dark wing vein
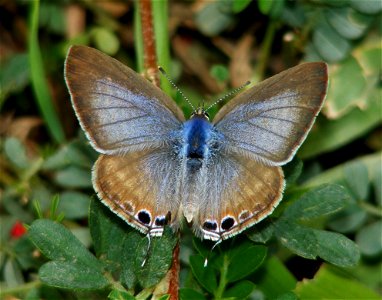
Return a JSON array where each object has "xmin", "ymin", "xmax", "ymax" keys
[{"xmin": 94, "ymin": 114, "xmax": 149, "ymax": 129}]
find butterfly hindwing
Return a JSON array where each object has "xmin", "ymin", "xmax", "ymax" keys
[
  {"xmin": 65, "ymin": 45, "xmax": 185, "ymax": 155},
  {"xmin": 93, "ymin": 149, "xmax": 183, "ymax": 235},
  {"xmin": 213, "ymin": 62, "xmax": 328, "ymax": 165},
  {"xmin": 190, "ymin": 153, "xmax": 284, "ymax": 240}
]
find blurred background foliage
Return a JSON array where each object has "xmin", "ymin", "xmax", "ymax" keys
[{"xmin": 0, "ymin": 0, "xmax": 381, "ymax": 299}]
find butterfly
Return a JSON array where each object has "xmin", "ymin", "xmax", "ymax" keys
[{"xmin": 65, "ymin": 45, "xmax": 328, "ymax": 242}]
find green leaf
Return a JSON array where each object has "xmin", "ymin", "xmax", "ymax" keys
[
  {"xmin": 210, "ymin": 64, "xmax": 229, "ymax": 82},
  {"xmin": 179, "ymin": 288, "xmax": 206, "ymax": 300},
  {"xmin": 283, "ymin": 184, "xmax": 350, "ymax": 220},
  {"xmin": 42, "ymin": 141, "xmax": 95, "ymax": 171},
  {"xmin": 28, "ymin": 219, "xmax": 103, "ymax": 270},
  {"xmin": 283, "ymin": 158, "xmax": 303, "ymax": 187},
  {"xmin": 4, "ymin": 259, "xmax": 24, "ymax": 287},
  {"xmin": 276, "ymin": 291, "xmax": 298, "ymax": 300},
  {"xmin": 136, "ymin": 227, "xmax": 178, "ymax": 288},
  {"xmin": 258, "ymin": 0, "xmax": 274, "ymax": 14},
  {"xmin": 0, "ymin": 53, "xmax": 29, "ymax": 106},
  {"xmin": 327, "ymin": 204, "xmax": 367, "ymax": 233},
  {"xmin": 255, "ymin": 257, "xmax": 297, "ymax": 300},
  {"xmin": 313, "ymin": 229, "xmax": 360, "ymax": 267},
  {"xmin": 372, "ymin": 164, "xmax": 382, "ymax": 206},
  {"xmin": 302, "ymin": 152, "xmax": 381, "ymax": 189},
  {"xmin": 258, "ymin": 0, "xmax": 284, "ymax": 18},
  {"xmin": 326, "ymin": 7, "xmax": 372, "ymax": 40},
  {"xmin": 226, "ymin": 245, "xmax": 267, "ymax": 282},
  {"xmin": 120, "ymin": 231, "xmax": 143, "ymax": 288},
  {"xmin": 89, "ymin": 199, "xmax": 142, "ymax": 280},
  {"xmin": 4, "ymin": 137, "xmax": 30, "ymax": 169},
  {"xmin": 247, "ymin": 221, "xmax": 274, "ymax": 243},
  {"xmin": 223, "ymin": 280, "xmax": 255, "ymax": 299},
  {"xmin": 295, "ymin": 265, "xmax": 381, "ymax": 299},
  {"xmin": 108, "ymin": 289, "xmax": 135, "ymax": 300},
  {"xmin": 54, "ymin": 166, "xmax": 92, "ymax": 188},
  {"xmin": 58, "ymin": 191, "xmax": 90, "ymax": 219},
  {"xmin": 325, "ymin": 56, "xmax": 366, "ymax": 118},
  {"xmin": 195, "ymin": 2, "xmax": 234, "ymax": 36},
  {"xmin": 313, "ymin": 18, "xmax": 351, "ymax": 62},
  {"xmin": 355, "ymin": 220, "xmax": 382, "ymax": 257},
  {"xmin": 232, "ymin": 0, "xmax": 252, "ymax": 13},
  {"xmin": 189, "ymin": 255, "xmax": 218, "ymax": 293},
  {"xmin": 39, "ymin": 261, "xmax": 109, "ymax": 290},
  {"xmin": 91, "ymin": 27, "xmax": 120, "ymax": 56},
  {"xmin": 275, "ymin": 219, "xmax": 360, "ymax": 266},
  {"xmin": 350, "ymin": 0, "xmax": 382, "ymax": 14},
  {"xmin": 274, "ymin": 220, "xmax": 318, "ymax": 259},
  {"xmin": 299, "ymin": 91, "xmax": 381, "ymax": 158},
  {"xmin": 343, "ymin": 161, "xmax": 369, "ymax": 200}
]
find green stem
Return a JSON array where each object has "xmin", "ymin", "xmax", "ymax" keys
[
  {"xmin": 152, "ymin": 0, "xmax": 171, "ymax": 95},
  {"xmin": 0, "ymin": 280, "xmax": 41, "ymax": 296},
  {"xmin": 255, "ymin": 20, "xmax": 278, "ymax": 82},
  {"xmin": 359, "ymin": 202, "xmax": 382, "ymax": 217},
  {"xmin": 214, "ymin": 254, "xmax": 229, "ymax": 300},
  {"xmin": 28, "ymin": 0, "xmax": 65, "ymax": 143}
]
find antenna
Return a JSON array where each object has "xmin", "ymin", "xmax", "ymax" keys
[
  {"xmin": 205, "ymin": 81, "xmax": 251, "ymax": 112},
  {"xmin": 158, "ymin": 66, "xmax": 195, "ymax": 111}
]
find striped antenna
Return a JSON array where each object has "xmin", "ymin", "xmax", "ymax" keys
[
  {"xmin": 158, "ymin": 67, "xmax": 195, "ymax": 111},
  {"xmin": 205, "ymin": 81, "xmax": 251, "ymax": 112}
]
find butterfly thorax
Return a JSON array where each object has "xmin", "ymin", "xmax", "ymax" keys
[{"xmin": 183, "ymin": 112, "xmax": 213, "ymax": 171}]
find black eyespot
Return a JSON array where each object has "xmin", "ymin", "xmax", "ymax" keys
[
  {"xmin": 137, "ymin": 211, "xmax": 151, "ymax": 225},
  {"xmin": 203, "ymin": 221, "xmax": 217, "ymax": 231},
  {"xmin": 155, "ymin": 217, "xmax": 166, "ymax": 226},
  {"xmin": 221, "ymin": 217, "xmax": 235, "ymax": 231}
]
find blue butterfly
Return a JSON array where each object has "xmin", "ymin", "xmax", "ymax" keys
[{"xmin": 65, "ymin": 45, "xmax": 328, "ymax": 241}]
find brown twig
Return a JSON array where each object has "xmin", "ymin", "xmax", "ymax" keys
[
  {"xmin": 139, "ymin": 0, "xmax": 160, "ymax": 86},
  {"xmin": 167, "ymin": 241, "xmax": 180, "ymax": 300}
]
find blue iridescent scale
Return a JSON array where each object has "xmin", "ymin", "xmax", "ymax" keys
[{"xmin": 181, "ymin": 114, "xmax": 216, "ymax": 170}]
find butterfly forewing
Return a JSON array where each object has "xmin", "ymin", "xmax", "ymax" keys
[
  {"xmin": 65, "ymin": 46, "xmax": 185, "ymax": 155},
  {"xmin": 213, "ymin": 62, "xmax": 328, "ymax": 165}
]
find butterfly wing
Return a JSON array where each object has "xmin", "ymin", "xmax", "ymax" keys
[
  {"xmin": 65, "ymin": 45, "xmax": 185, "ymax": 155},
  {"xmin": 94, "ymin": 149, "xmax": 183, "ymax": 235},
  {"xmin": 192, "ymin": 153, "xmax": 284, "ymax": 241},
  {"xmin": 194, "ymin": 62, "xmax": 328, "ymax": 240},
  {"xmin": 213, "ymin": 62, "xmax": 328, "ymax": 165}
]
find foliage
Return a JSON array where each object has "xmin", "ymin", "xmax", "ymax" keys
[{"xmin": 1, "ymin": 0, "xmax": 381, "ymax": 299}]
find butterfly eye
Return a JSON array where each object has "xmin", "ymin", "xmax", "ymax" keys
[
  {"xmin": 137, "ymin": 210, "xmax": 151, "ymax": 225},
  {"xmin": 221, "ymin": 216, "xmax": 236, "ymax": 231},
  {"xmin": 204, "ymin": 112, "xmax": 210, "ymax": 119}
]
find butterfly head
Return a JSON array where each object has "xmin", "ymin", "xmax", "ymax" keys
[{"xmin": 191, "ymin": 107, "xmax": 210, "ymax": 120}]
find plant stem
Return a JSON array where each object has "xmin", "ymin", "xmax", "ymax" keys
[
  {"xmin": 152, "ymin": 0, "xmax": 171, "ymax": 95},
  {"xmin": 359, "ymin": 202, "xmax": 382, "ymax": 217},
  {"xmin": 255, "ymin": 20, "xmax": 278, "ymax": 82},
  {"xmin": 0, "ymin": 280, "xmax": 41, "ymax": 297},
  {"xmin": 139, "ymin": 0, "xmax": 160, "ymax": 87},
  {"xmin": 214, "ymin": 254, "xmax": 229, "ymax": 300}
]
